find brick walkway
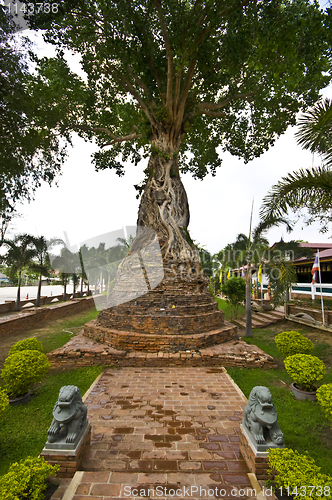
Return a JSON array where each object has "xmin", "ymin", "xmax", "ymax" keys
[{"xmin": 51, "ymin": 367, "xmax": 260, "ymax": 500}]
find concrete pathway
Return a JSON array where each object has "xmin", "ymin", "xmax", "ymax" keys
[{"xmin": 51, "ymin": 367, "xmax": 261, "ymax": 500}]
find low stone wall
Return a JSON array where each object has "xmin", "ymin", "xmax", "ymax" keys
[
  {"xmin": 0, "ymin": 296, "xmax": 101, "ymax": 336},
  {"xmin": 286, "ymin": 303, "xmax": 332, "ymax": 326}
]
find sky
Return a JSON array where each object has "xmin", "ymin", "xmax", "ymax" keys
[{"xmin": 8, "ymin": 4, "xmax": 332, "ymax": 255}]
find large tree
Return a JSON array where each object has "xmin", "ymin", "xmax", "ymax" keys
[
  {"xmin": 0, "ymin": 7, "xmax": 67, "ymax": 213},
  {"xmin": 22, "ymin": 0, "xmax": 332, "ymax": 294}
]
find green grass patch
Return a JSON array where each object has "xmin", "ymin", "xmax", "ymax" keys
[
  {"xmin": 0, "ymin": 365, "xmax": 104, "ymax": 477},
  {"xmin": 0, "ymin": 308, "xmax": 100, "ymax": 370},
  {"xmin": 227, "ymin": 323, "xmax": 332, "ymax": 476},
  {"xmin": 37, "ymin": 308, "xmax": 100, "ymax": 354},
  {"xmin": 214, "ymin": 297, "xmax": 245, "ymax": 321}
]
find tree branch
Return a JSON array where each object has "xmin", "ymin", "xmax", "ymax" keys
[
  {"xmin": 105, "ymin": 63, "xmax": 158, "ymax": 128},
  {"xmin": 152, "ymin": 0, "xmax": 174, "ymax": 118},
  {"xmin": 175, "ymin": 58, "xmax": 197, "ymax": 130},
  {"xmin": 197, "ymin": 91, "xmax": 257, "ymax": 112},
  {"xmin": 124, "ymin": 0, "xmax": 164, "ymax": 98},
  {"xmin": 173, "ymin": 63, "xmax": 184, "ymax": 117},
  {"xmin": 73, "ymin": 124, "xmax": 142, "ymax": 145},
  {"xmin": 126, "ymin": 64, "xmax": 156, "ymax": 107}
]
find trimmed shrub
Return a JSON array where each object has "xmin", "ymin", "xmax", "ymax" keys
[
  {"xmin": 268, "ymin": 448, "xmax": 332, "ymax": 500},
  {"xmin": 284, "ymin": 354, "xmax": 325, "ymax": 392},
  {"xmin": 275, "ymin": 331, "xmax": 314, "ymax": 357},
  {"xmin": 221, "ymin": 276, "xmax": 246, "ymax": 319},
  {"xmin": 0, "ymin": 456, "xmax": 59, "ymax": 500},
  {"xmin": 1, "ymin": 351, "xmax": 50, "ymax": 397},
  {"xmin": 0, "ymin": 389, "xmax": 9, "ymax": 416},
  {"xmin": 9, "ymin": 337, "xmax": 43, "ymax": 356},
  {"xmin": 317, "ymin": 384, "xmax": 332, "ymax": 424}
]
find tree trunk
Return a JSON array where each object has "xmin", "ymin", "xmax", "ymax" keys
[
  {"xmin": 245, "ymin": 264, "xmax": 252, "ymax": 337},
  {"xmin": 63, "ymin": 278, "xmax": 67, "ymax": 302},
  {"xmin": 36, "ymin": 274, "xmax": 42, "ymax": 307},
  {"xmin": 15, "ymin": 270, "xmax": 21, "ymax": 311},
  {"xmin": 136, "ymin": 144, "xmax": 201, "ymax": 280}
]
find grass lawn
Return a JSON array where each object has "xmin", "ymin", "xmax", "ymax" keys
[
  {"xmin": 215, "ymin": 297, "xmax": 245, "ymax": 321},
  {"xmin": 0, "ymin": 307, "xmax": 100, "ymax": 370},
  {"xmin": 227, "ymin": 324, "xmax": 332, "ymax": 476}
]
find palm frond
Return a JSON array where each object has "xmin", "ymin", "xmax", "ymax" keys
[
  {"xmin": 260, "ymin": 165, "xmax": 332, "ymax": 221},
  {"xmin": 295, "ymin": 98, "xmax": 332, "ymax": 155},
  {"xmin": 252, "ymin": 216, "xmax": 293, "ymax": 241}
]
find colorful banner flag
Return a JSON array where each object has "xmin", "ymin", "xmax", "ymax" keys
[
  {"xmin": 311, "ymin": 254, "xmax": 319, "ymax": 284},
  {"xmin": 227, "ymin": 269, "xmax": 231, "ymax": 279},
  {"xmin": 241, "ymin": 267, "xmax": 246, "ymax": 279},
  {"xmin": 258, "ymin": 264, "xmax": 262, "ymax": 284}
]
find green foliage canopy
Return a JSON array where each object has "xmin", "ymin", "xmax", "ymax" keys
[
  {"xmin": 22, "ymin": 0, "xmax": 332, "ymax": 183},
  {"xmin": 0, "ymin": 9, "xmax": 68, "ymax": 211}
]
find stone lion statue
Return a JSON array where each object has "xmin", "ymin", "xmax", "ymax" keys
[
  {"xmin": 243, "ymin": 386, "xmax": 284, "ymax": 446},
  {"xmin": 47, "ymin": 385, "xmax": 88, "ymax": 444}
]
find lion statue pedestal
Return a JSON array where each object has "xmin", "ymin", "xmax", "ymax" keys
[
  {"xmin": 40, "ymin": 385, "xmax": 91, "ymax": 478},
  {"xmin": 239, "ymin": 386, "xmax": 284, "ymax": 480}
]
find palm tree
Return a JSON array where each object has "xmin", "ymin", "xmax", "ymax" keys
[
  {"xmin": 2, "ymin": 235, "xmax": 37, "ymax": 311},
  {"xmin": 260, "ymin": 98, "xmax": 332, "ymax": 230},
  {"xmin": 28, "ymin": 236, "xmax": 50, "ymax": 307},
  {"xmin": 244, "ymin": 215, "xmax": 293, "ymax": 337},
  {"xmin": 52, "ymin": 247, "xmax": 78, "ymax": 301}
]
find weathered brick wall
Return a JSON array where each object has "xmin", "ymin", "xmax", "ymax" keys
[
  {"xmin": 47, "ymin": 333, "xmax": 277, "ymax": 370},
  {"xmin": 0, "ymin": 296, "xmax": 99, "ymax": 336},
  {"xmin": 84, "ymin": 320, "xmax": 235, "ymax": 352}
]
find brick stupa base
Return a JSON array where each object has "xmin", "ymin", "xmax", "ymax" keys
[{"xmin": 84, "ymin": 278, "xmax": 235, "ymax": 352}]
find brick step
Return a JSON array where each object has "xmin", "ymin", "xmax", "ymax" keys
[
  {"xmin": 267, "ymin": 310, "xmax": 284, "ymax": 318},
  {"xmin": 84, "ymin": 320, "xmax": 235, "ymax": 352},
  {"xmin": 104, "ymin": 301, "xmax": 219, "ymax": 316},
  {"xmin": 233, "ymin": 306, "xmax": 285, "ymax": 330},
  {"xmin": 253, "ymin": 312, "xmax": 279, "ymax": 322},
  {"xmin": 97, "ymin": 309, "xmax": 225, "ymax": 335}
]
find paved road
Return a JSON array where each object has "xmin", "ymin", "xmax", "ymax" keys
[{"xmin": 0, "ymin": 285, "xmax": 88, "ymax": 303}]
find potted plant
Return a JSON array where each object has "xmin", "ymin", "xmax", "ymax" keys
[
  {"xmin": 284, "ymin": 354, "xmax": 325, "ymax": 401},
  {"xmin": 275, "ymin": 331, "xmax": 314, "ymax": 357},
  {"xmin": 1, "ymin": 350, "xmax": 50, "ymax": 404}
]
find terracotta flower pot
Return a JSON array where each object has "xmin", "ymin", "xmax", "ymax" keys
[{"xmin": 291, "ymin": 382, "xmax": 317, "ymax": 401}]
